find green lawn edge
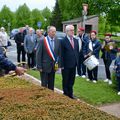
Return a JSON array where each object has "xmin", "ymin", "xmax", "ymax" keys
[{"xmin": 27, "ymin": 70, "xmax": 120, "ymax": 106}]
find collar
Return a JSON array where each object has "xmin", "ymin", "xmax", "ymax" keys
[
  {"xmin": 67, "ymin": 35, "xmax": 73, "ymax": 40},
  {"xmin": 48, "ymin": 35, "xmax": 54, "ymax": 41}
]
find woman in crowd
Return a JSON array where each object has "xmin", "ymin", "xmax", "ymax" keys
[{"xmin": 101, "ymin": 34, "xmax": 118, "ymax": 85}]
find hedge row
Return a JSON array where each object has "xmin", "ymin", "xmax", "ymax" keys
[{"xmin": 0, "ymin": 76, "xmax": 119, "ymax": 120}]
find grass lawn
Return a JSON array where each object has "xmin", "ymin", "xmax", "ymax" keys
[{"xmin": 27, "ymin": 70, "xmax": 120, "ymax": 106}]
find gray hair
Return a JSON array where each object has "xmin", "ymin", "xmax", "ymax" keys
[
  {"xmin": 36, "ymin": 29, "xmax": 41, "ymax": 33},
  {"xmin": 47, "ymin": 26, "xmax": 56, "ymax": 33},
  {"xmin": 65, "ymin": 25, "xmax": 74, "ymax": 33}
]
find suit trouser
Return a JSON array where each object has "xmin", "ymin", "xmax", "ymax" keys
[
  {"xmin": 77, "ymin": 53, "xmax": 86, "ymax": 76},
  {"xmin": 40, "ymin": 69, "xmax": 55, "ymax": 90},
  {"xmin": 27, "ymin": 52, "xmax": 35, "ymax": 68},
  {"xmin": 87, "ymin": 66, "xmax": 98, "ymax": 81},
  {"xmin": 103, "ymin": 59, "xmax": 112, "ymax": 80},
  {"xmin": 17, "ymin": 46, "xmax": 26, "ymax": 62},
  {"xmin": 62, "ymin": 67, "xmax": 76, "ymax": 98}
]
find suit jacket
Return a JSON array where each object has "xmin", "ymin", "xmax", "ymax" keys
[
  {"xmin": 24, "ymin": 34, "xmax": 37, "ymax": 53},
  {"xmin": 78, "ymin": 33, "xmax": 90, "ymax": 56},
  {"xmin": 60, "ymin": 36, "xmax": 79, "ymax": 69},
  {"xmin": 36, "ymin": 36, "xmax": 61, "ymax": 73},
  {"xmin": 15, "ymin": 32, "xmax": 25, "ymax": 48},
  {"xmin": 0, "ymin": 46, "xmax": 16, "ymax": 72}
]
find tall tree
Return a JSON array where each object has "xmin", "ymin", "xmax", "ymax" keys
[
  {"xmin": 15, "ymin": 3, "xmax": 31, "ymax": 27},
  {"xmin": 107, "ymin": 1, "xmax": 120, "ymax": 26},
  {"xmin": 31, "ymin": 9, "xmax": 44, "ymax": 29},
  {"xmin": 50, "ymin": 0, "xmax": 62, "ymax": 31},
  {"xmin": 0, "ymin": 5, "xmax": 14, "ymax": 32},
  {"xmin": 59, "ymin": 0, "xmax": 120, "ymax": 32},
  {"xmin": 41, "ymin": 7, "xmax": 52, "ymax": 28}
]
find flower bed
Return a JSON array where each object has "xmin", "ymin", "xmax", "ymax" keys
[{"xmin": 0, "ymin": 76, "xmax": 119, "ymax": 120}]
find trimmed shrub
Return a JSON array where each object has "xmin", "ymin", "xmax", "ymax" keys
[{"xmin": 0, "ymin": 76, "xmax": 119, "ymax": 120}]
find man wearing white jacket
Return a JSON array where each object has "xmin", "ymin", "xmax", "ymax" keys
[{"xmin": 0, "ymin": 27, "xmax": 8, "ymax": 49}]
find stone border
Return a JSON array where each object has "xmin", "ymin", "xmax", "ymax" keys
[{"xmin": 20, "ymin": 73, "xmax": 63, "ymax": 94}]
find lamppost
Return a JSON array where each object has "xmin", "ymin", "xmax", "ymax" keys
[
  {"xmin": 2, "ymin": 19, "xmax": 6, "ymax": 26},
  {"xmin": 44, "ymin": 18, "xmax": 47, "ymax": 28},
  {"xmin": 8, "ymin": 22, "xmax": 11, "ymax": 36},
  {"xmin": 82, "ymin": 4, "xmax": 88, "ymax": 29}
]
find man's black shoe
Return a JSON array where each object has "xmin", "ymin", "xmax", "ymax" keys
[{"xmin": 69, "ymin": 95, "xmax": 78, "ymax": 100}]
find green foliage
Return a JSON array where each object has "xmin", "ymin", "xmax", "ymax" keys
[
  {"xmin": 98, "ymin": 16, "xmax": 106, "ymax": 33},
  {"xmin": 15, "ymin": 3, "xmax": 31, "ymax": 27},
  {"xmin": 107, "ymin": 6, "xmax": 120, "ymax": 26},
  {"xmin": 0, "ymin": 4, "xmax": 52, "ymax": 30},
  {"xmin": 31, "ymin": 9, "xmax": 44, "ymax": 29},
  {"xmin": 0, "ymin": 1, "xmax": 119, "ymax": 32},
  {"xmin": 59, "ymin": 0, "xmax": 82, "ymax": 20},
  {"xmin": 59, "ymin": 0, "xmax": 120, "ymax": 32},
  {"xmin": 41, "ymin": 7, "xmax": 52, "ymax": 29},
  {"xmin": 50, "ymin": 0, "xmax": 63, "ymax": 31},
  {"xmin": 0, "ymin": 5, "xmax": 14, "ymax": 31}
]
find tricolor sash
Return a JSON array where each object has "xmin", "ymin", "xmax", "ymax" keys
[{"xmin": 44, "ymin": 36, "xmax": 57, "ymax": 62}]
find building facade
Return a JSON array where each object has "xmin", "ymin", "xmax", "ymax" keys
[{"xmin": 62, "ymin": 15, "xmax": 98, "ymax": 34}]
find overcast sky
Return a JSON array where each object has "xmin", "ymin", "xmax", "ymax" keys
[{"xmin": 0, "ymin": 0, "xmax": 55, "ymax": 11}]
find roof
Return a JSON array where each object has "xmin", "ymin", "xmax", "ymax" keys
[{"xmin": 62, "ymin": 15, "xmax": 98, "ymax": 24}]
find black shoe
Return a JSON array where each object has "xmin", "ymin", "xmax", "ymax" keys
[{"xmin": 69, "ymin": 95, "xmax": 77, "ymax": 100}]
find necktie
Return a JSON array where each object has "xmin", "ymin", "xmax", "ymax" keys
[{"xmin": 70, "ymin": 37, "xmax": 74, "ymax": 49}]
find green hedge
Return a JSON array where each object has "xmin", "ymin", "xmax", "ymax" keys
[{"xmin": 0, "ymin": 76, "xmax": 119, "ymax": 120}]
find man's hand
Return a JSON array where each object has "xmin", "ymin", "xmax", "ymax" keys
[
  {"xmin": 109, "ymin": 45, "xmax": 113, "ymax": 50},
  {"xmin": 15, "ymin": 67, "xmax": 27, "ymax": 76},
  {"xmin": 21, "ymin": 43, "xmax": 24, "ymax": 46}
]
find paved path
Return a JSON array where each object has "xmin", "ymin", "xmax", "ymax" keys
[{"xmin": 98, "ymin": 103, "xmax": 120, "ymax": 118}]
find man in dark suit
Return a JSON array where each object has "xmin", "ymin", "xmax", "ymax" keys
[
  {"xmin": 14, "ymin": 28, "xmax": 26, "ymax": 63},
  {"xmin": 77, "ymin": 27, "xmax": 90, "ymax": 78},
  {"xmin": 60, "ymin": 25, "xmax": 79, "ymax": 99},
  {"xmin": 36, "ymin": 26, "xmax": 60, "ymax": 90}
]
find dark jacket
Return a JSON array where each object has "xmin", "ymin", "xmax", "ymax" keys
[
  {"xmin": 60, "ymin": 36, "xmax": 79, "ymax": 68},
  {"xmin": 91, "ymin": 39, "xmax": 101, "ymax": 59},
  {"xmin": 36, "ymin": 36, "xmax": 61, "ymax": 73},
  {"xmin": 78, "ymin": 33, "xmax": 90, "ymax": 56},
  {"xmin": 15, "ymin": 32, "xmax": 25, "ymax": 48},
  {"xmin": 114, "ymin": 56, "xmax": 120, "ymax": 77},
  {"xmin": 0, "ymin": 46, "xmax": 16, "ymax": 72},
  {"xmin": 101, "ymin": 41, "xmax": 118, "ymax": 60}
]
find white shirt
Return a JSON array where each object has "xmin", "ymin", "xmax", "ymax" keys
[{"xmin": 0, "ymin": 31, "xmax": 8, "ymax": 46}]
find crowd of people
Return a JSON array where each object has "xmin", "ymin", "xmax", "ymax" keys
[{"xmin": 0, "ymin": 24, "xmax": 120, "ymax": 98}]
